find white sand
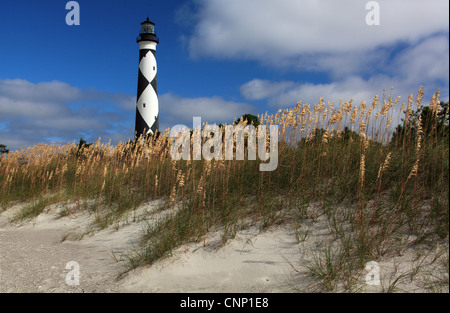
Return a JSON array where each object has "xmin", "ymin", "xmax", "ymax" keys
[
  {"xmin": 121, "ymin": 225, "xmax": 301, "ymax": 292},
  {"xmin": 0, "ymin": 200, "xmax": 447, "ymax": 293}
]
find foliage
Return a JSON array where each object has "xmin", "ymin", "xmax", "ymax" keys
[
  {"xmin": 235, "ymin": 113, "xmax": 260, "ymax": 127},
  {"xmin": 0, "ymin": 144, "xmax": 9, "ymax": 154},
  {"xmin": 391, "ymin": 101, "xmax": 449, "ymax": 146}
]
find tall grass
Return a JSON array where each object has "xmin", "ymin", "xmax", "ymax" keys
[{"xmin": 1, "ymin": 88, "xmax": 448, "ymax": 289}]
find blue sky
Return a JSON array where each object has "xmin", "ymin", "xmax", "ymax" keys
[{"xmin": 0, "ymin": 0, "xmax": 448, "ymax": 151}]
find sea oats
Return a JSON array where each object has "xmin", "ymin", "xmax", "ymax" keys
[
  {"xmin": 407, "ymin": 160, "xmax": 419, "ymax": 181},
  {"xmin": 359, "ymin": 153, "xmax": 366, "ymax": 189},
  {"xmin": 315, "ymin": 98, "xmax": 325, "ymax": 113},
  {"xmin": 196, "ymin": 174, "xmax": 205, "ymax": 195},
  {"xmin": 322, "ymin": 130, "xmax": 331, "ymax": 144},
  {"xmin": 343, "ymin": 99, "xmax": 353, "ymax": 114},
  {"xmin": 179, "ymin": 173, "xmax": 185, "ymax": 188},
  {"xmin": 429, "ymin": 90, "xmax": 441, "ymax": 116},
  {"xmin": 176, "ymin": 169, "xmax": 182, "ymax": 183},
  {"xmin": 358, "ymin": 101, "xmax": 367, "ymax": 120},
  {"xmin": 359, "ymin": 120, "xmax": 366, "ymax": 134},
  {"xmin": 171, "ymin": 160, "xmax": 177, "ymax": 171},
  {"xmin": 293, "ymin": 101, "xmax": 302, "ymax": 115},
  {"xmin": 371, "ymin": 95, "xmax": 378, "ymax": 109},
  {"xmin": 169, "ymin": 184, "xmax": 177, "ymax": 203},
  {"xmin": 416, "ymin": 86, "xmax": 424, "ymax": 109},
  {"xmin": 365, "ymin": 106, "xmax": 374, "ymax": 121},
  {"xmin": 350, "ymin": 108, "xmax": 358, "ymax": 124},
  {"xmin": 380, "ymin": 100, "xmax": 391, "ymax": 116},
  {"xmin": 48, "ymin": 170, "xmax": 53, "ymax": 182},
  {"xmin": 416, "ymin": 116, "xmax": 423, "ymax": 153},
  {"xmin": 328, "ymin": 109, "xmax": 343, "ymax": 125},
  {"xmin": 204, "ymin": 160, "xmax": 212, "ymax": 176},
  {"xmin": 322, "ymin": 108, "xmax": 328, "ymax": 121},
  {"xmin": 400, "ymin": 102, "xmax": 405, "ymax": 115},
  {"xmin": 377, "ymin": 152, "xmax": 392, "ymax": 181},
  {"xmin": 386, "ymin": 116, "xmax": 393, "ymax": 132},
  {"xmin": 405, "ymin": 94, "xmax": 414, "ymax": 125}
]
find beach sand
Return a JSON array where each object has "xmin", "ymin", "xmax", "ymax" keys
[{"xmin": 0, "ymin": 200, "xmax": 447, "ymax": 293}]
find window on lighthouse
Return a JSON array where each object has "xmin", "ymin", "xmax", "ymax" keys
[
  {"xmin": 143, "ymin": 103, "xmax": 146, "ymax": 108},
  {"xmin": 142, "ymin": 24, "xmax": 154, "ymax": 34}
]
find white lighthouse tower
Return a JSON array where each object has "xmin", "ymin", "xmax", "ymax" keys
[{"xmin": 135, "ymin": 18, "xmax": 159, "ymax": 137}]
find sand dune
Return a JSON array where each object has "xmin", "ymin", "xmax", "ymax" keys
[{"xmin": 0, "ymin": 200, "xmax": 447, "ymax": 293}]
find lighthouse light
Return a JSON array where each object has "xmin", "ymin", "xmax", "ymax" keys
[{"xmin": 141, "ymin": 23, "xmax": 154, "ymax": 34}]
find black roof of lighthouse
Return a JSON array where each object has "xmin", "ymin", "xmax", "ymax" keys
[{"xmin": 141, "ymin": 17, "xmax": 155, "ymax": 25}]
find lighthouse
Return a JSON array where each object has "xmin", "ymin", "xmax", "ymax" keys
[{"xmin": 135, "ymin": 18, "xmax": 159, "ymax": 137}]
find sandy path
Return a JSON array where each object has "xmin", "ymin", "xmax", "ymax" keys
[
  {"xmin": 0, "ymin": 204, "xmax": 128, "ymax": 293},
  {"xmin": 0, "ymin": 227, "xmax": 123, "ymax": 292}
]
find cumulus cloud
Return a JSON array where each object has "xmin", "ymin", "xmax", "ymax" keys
[
  {"xmin": 159, "ymin": 93, "xmax": 257, "ymax": 130},
  {"xmin": 0, "ymin": 79, "xmax": 83, "ymax": 104},
  {"xmin": 240, "ymin": 79, "xmax": 294, "ymax": 100},
  {"xmin": 393, "ymin": 35, "xmax": 449, "ymax": 85},
  {"xmin": 241, "ymin": 76, "xmax": 387, "ymax": 108},
  {"xmin": 0, "ymin": 78, "xmax": 135, "ymax": 151},
  {"xmin": 188, "ymin": 0, "xmax": 449, "ymax": 75},
  {"xmin": 238, "ymin": 32, "xmax": 448, "ymax": 111},
  {"xmin": 240, "ymin": 33, "xmax": 449, "ymax": 110}
]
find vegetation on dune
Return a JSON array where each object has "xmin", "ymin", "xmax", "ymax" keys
[
  {"xmin": 0, "ymin": 144, "xmax": 9, "ymax": 155},
  {"xmin": 0, "ymin": 88, "xmax": 448, "ymax": 291}
]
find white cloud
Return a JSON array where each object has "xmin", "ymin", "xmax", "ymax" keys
[
  {"xmin": 0, "ymin": 79, "xmax": 83, "ymax": 103},
  {"xmin": 393, "ymin": 35, "xmax": 449, "ymax": 84},
  {"xmin": 250, "ymin": 76, "xmax": 385, "ymax": 109},
  {"xmin": 188, "ymin": 0, "xmax": 449, "ymax": 75},
  {"xmin": 159, "ymin": 93, "xmax": 257, "ymax": 130},
  {"xmin": 0, "ymin": 96, "xmax": 72, "ymax": 119},
  {"xmin": 240, "ymin": 79, "xmax": 294, "ymax": 100},
  {"xmin": 0, "ymin": 79, "xmax": 136, "ymax": 151},
  {"xmin": 238, "ymin": 29, "xmax": 449, "ymax": 111}
]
